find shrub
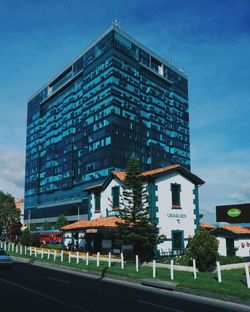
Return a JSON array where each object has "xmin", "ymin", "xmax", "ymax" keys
[
  {"xmin": 155, "ymin": 250, "xmax": 192, "ymax": 266},
  {"xmin": 20, "ymin": 228, "xmax": 41, "ymax": 247},
  {"xmin": 187, "ymin": 228, "xmax": 218, "ymax": 271},
  {"xmin": 218, "ymin": 255, "xmax": 249, "ymax": 265}
]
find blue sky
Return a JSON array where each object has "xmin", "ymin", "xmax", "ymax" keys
[{"xmin": 0, "ymin": 0, "xmax": 249, "ymax": 225}]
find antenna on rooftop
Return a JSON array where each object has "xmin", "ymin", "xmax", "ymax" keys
[{"xmin": 112, "ymin": 19, "xmax": 121, "ymax": 29}]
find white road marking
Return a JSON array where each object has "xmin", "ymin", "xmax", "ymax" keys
[
  {"xmin": 0, "ymin": 278, "xmax": 89, "ymax": 311},
  {"xmin": 46, "ymin": 276, "xmax": 69, "ymax": 284},
  {"xmin": 137, "ymin": 299, "xmax": 184, "ymax": 312}
]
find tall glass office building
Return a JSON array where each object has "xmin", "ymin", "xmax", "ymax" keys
[{"xmin": 24, "ymin": 24, "xmax": 190, "ymax": 225}]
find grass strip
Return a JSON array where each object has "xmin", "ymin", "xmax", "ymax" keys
[{"xmin": 8, "ymin": 250, "xmax": 250, "ymax": 301}]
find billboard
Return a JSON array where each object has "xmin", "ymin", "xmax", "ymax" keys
[{"xmin": 216, "ymin": 203, "xmax": 250, "ymax": 223}]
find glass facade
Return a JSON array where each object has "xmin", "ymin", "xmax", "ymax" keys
[{"xmin": 25, "ymin": 25, "xmax": 190, "ymax": 222}]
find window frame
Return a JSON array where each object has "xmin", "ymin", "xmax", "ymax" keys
[
  {"xmin": 171, "ymin": 230, "xmax": 184, "ymax": 250},
  {"xmin": 112, "ymin": 186, "xmax": 120, "ymax": 209},
  {"xmin": 171, "ymin": 183, "xmax": 181, "ymax": 209},
  {"xmin": 94, "ymin": 192, "xmax": 101, "ymax": 212}
]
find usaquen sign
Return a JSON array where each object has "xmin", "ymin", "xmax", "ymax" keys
[{"xmin": 216, "ymin": 203, "xmax": 250, "ymax": 223}]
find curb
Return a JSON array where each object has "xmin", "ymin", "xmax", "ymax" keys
[{"xmin": 141, "ymin": 278, "xmax": 178, "ymax": 291}]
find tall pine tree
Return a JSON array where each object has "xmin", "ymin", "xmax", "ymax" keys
[
  {"xmin": 115, "ymin": 158, "xmax": 160, "ymax": 262},
  {"xmin": 55, "ymin": 214, "xmax": 68, "ymax": 229}
]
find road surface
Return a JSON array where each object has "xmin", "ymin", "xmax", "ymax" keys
[{"xmin": 0, "ymin": 260, "xmax": 249, "ymax": 312}]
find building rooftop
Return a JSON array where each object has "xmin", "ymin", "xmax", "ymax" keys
[
  {"xmin": 29, "ymin": 24, "xmax": 187, "ymax": 101},
  {"xmin": 218, "ymin": 225, "xmax": 250, "ymax": 235},
  {"xmin": 84, "ymin": 164, "xmax": 205, "ymax": 192},
  {"xmin": 200, "ymin": 223, "xmax": 217, "ymax": 230},
  {"xmin": 60, "ymin": 216, "xmax": 124, "ymax": 230}
]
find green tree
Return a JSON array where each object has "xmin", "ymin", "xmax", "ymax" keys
[
  {"xmin": 0, "ymin": 190, "xmax": 20, "ymax": 241},
  {"xmin": 114, "ymin": 158, "xmax": 161, "ymax": 262},
  {"xmin": 55, "ymin": 214, "xmax": 68, "ymax": 229},
  {"xmin": 187, "ymin": 228, "xmax": 218, "ymax": 271},
  {"xmin": 20, "ymin": 228, "xmax": 33, "ymax": 246},
  {"xmin": 29, "ymin": 223, "xmax": 38, "ymax": 232},
  {"xmin": 10, "ymin": 221, "xmax": 22, "ymax": 241},
  {"xmin": 42, "ymin": 220, "xmax": 52, "ymax": 230}
]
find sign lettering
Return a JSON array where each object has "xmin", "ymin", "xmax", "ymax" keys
[{"xmin": 227, "ymin": 208, "xmax": 241, "ymax": 218}]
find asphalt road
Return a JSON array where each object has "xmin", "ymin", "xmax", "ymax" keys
[{"xmin": 0, "ymin": 260, "xmax": 249, "ymax": 312}]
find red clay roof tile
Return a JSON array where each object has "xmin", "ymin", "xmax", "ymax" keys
[
  {"xmin": 60, "ymin": 216, "xmax": 124, "ymax": 230},
  {"xmin": 219, "ymin": 225, "xmax": 250, "ymax": 234},
  {"xmin": 200, "ymin": 223, "xmax": 217, "ymax": 229},
  {"xmin": 112, "ymin": 171, "xmax": 126, "ymax": 181},
  {"xmin": 140, "ymin": 164, "xmax": 180, "ymax": 177}
]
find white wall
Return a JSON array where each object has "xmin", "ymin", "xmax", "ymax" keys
[
  {"xmin": 235, "ymin": 238, "xmax": 250, "ymax": 257},
  {"xmin": 216, "ymin": 236, "xmax": 250, "ymax": 257},
  {"xmin": 217, "ymin": 237, "xmax": 227, "ymax": 256},
  {"xmin": 63, "ymin": 231, "xmax": 72, "ymax": 247},
  {"xmin": 90, "ymin": 178, "xmax": 122, "ymax": 220},
  {"xmin": 156, "ymin": 172, "xmax": 197, "ymax": 253}
]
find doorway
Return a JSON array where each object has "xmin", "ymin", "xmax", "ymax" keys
[{"xmin": 226, "ymin": 238, "xmax": 235, "ymax": 256}]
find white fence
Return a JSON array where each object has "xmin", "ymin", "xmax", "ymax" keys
[{"xmin": 1, "ymin": 241, "xmax": 250, "ymax": 287}]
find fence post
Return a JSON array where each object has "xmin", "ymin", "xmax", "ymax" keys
[
  {"xmin": 153, "ymin": 260, "xmax": 156, "ymax": 278},
  {"xmin": 97, "ymin": 252, "xmax": 100, "ymax": 267},
  {"xmin": 136, "ymin": 255, "xmax": 139, "ymax": 272},
  {"xmin": 8, "ymin": 242, "xmax": 10, "ymax": 252},
  {"xmin": 25, "ymin": 246, "xmax": 27, "ymax": 255},
  {"xmin": 69, "ymin": 252, "xmax": 71, "ymax": 263},
  {"xmin": 47, "ymin": 249, "xmax": 50, "ymax": 260},
  {"xmin": 16, "ymin": 244, "xmax": 18, "ymax": 253},
  {"xmin": 170, "ymin": 260, "xmax": 174, "ymax": 280},
  {"xmin": 29, "ymin": 247, "xmax": 32, "ymax": 256},
  {"xmin": 4, "ymin": 241, "xmax": 6, "ymax": 251},
  {"xmin": 86, "ymin": 252, "xmax": 89, "ymax": 266},
  {"xmin": 54, "ymin": 250, "xmax": 56, "ymax": 261},
  {"xmin": 245, "ymin": 263, "xmax": 250, "ymax": 288},
  {"xmin": 61, "ymin": 250, "xmax": 63, "ymax": 262},
  {"xmin": 108, "ymin": 252, "xmax": 111, "ymax": 268},
  {"xmin": 121, "ymin": 253, "xmax": 124, "ymax": 269},
  {"xmin": 216, "ymin": 261, "xmax": 222, "ymax": 283},
  {"xmin": 76, "ymin": 252, "xmax": 79, "ymax": 264},
  {"xmin": 12, "ymin": 243, "xmax": 14, "ymax": 252},
  {"xmin": 41, "ymin": 249, "xmax": 44, "ymax": 259},
  {"xmin": 20, "ymin": 245, "xmax": 23, "ymax": 255},
  {"xmin": 193, "ymin": 259, "xmax": 197, "ymax": 279}
]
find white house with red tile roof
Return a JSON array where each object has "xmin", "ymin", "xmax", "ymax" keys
[
  {"xmin": 210, "ymin": 225, "xmax": 250, "ymax": 257},
  {"xmin": 83, "ymin": 164, "xmax": 205, "ymax": 255}
]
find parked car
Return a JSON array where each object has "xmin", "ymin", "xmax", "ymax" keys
[{"xmin": 0, "ymin": 248, "xmax": 12, "ymax": 270}]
